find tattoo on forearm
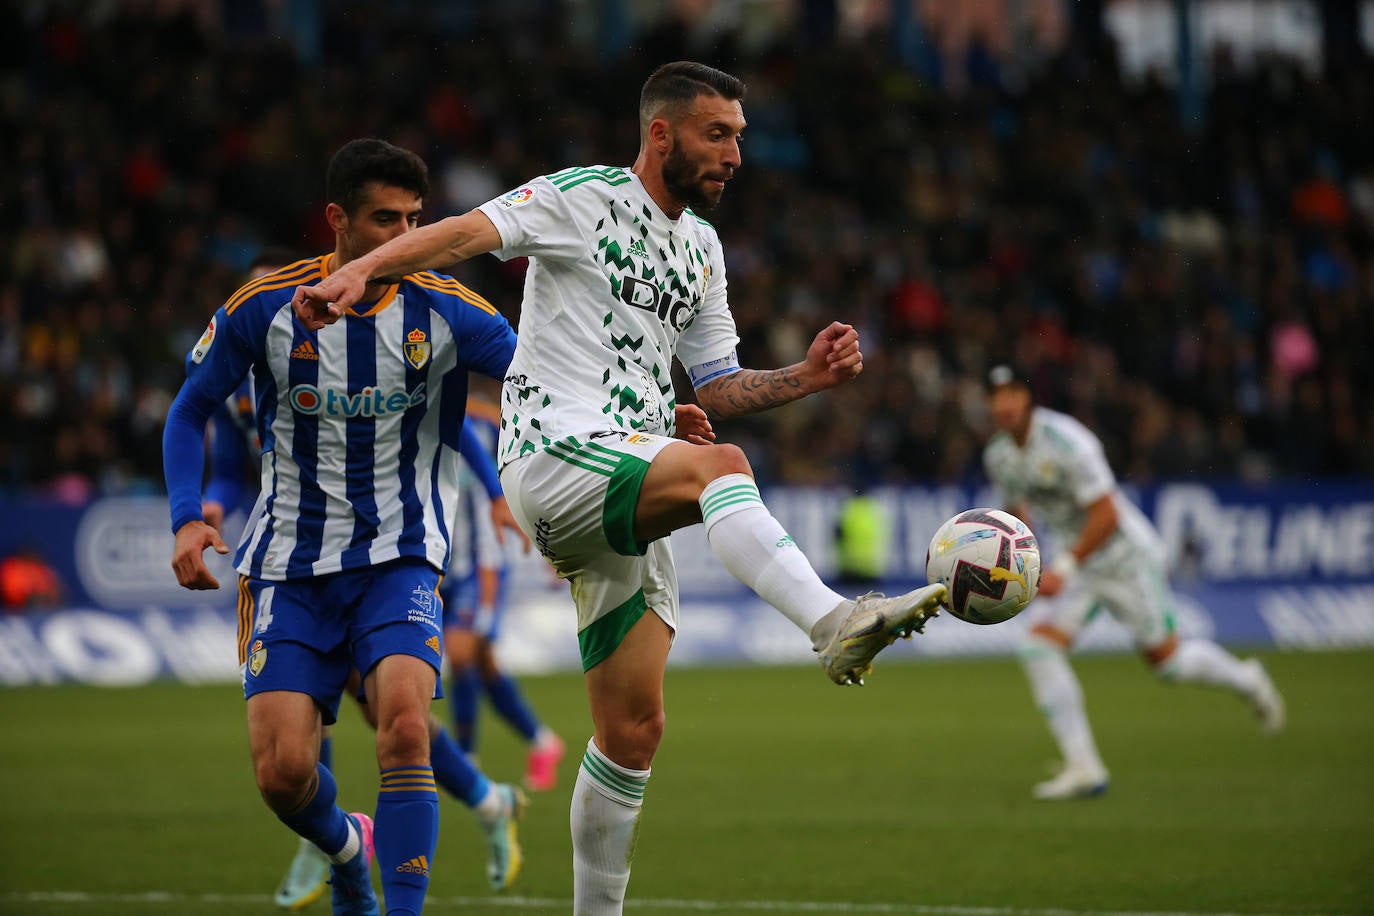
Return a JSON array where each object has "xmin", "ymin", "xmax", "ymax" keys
[{"xmin": 705, "ymin": 368, "xmax": 805, "ymax": 417}]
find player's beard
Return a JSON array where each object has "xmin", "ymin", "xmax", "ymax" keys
[{"xmin": 662, "ymin": 142, "xmax": 725, "ymax": 212}]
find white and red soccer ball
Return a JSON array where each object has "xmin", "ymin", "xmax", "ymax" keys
[{"xmin": 925, "ymin": 508, "xmax": 1041, "ymax": 625}]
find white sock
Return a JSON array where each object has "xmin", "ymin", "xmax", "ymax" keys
[
  {"xmin": 571, "ymin": 738, "xmax": 649, "ymax": 915},
  {"xmin": 473, "ymin": 782, "xmax": 504, "ymax": 825},
  {"xmin": 327, "ymin": 818, "xmax": 361, "ymax": 864},
  {"xmin": 1019, "ymin": 640, "xmax": 1105, "ymax": 774},
  {"xmin": 1160, "ymin": 639, "xmax": 1255, "ymax": 693},
  {"xmin": 699, "ymin": 474, "xmax": 845, "ymax": 634}
]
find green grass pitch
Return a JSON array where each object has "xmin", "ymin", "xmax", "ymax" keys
[{"xmin": 2, "ymin": 649, "xmax": 1371, "ymax": 915}]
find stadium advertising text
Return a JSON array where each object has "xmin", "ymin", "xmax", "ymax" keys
[{"xmin": 0, "ymin": 481, "xmax": 1370, "ymax": 685}]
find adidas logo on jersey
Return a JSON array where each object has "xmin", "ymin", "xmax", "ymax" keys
[
  {"xmin": 290, "ymin": 340, "xmax": 319, "ymax": 361},
  {"xmin": 626, "ymin": 237, "xmax": 650, "ymax": 259},
  {"xmin": 396, "ymin": 855, "xmax": 430, "ymax": 876}
]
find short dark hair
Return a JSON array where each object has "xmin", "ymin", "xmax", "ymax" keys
[
  {"xmin": 325, "ymin": 138, "xmax": 429, "ymax": 216},
  {"xmin": 638, "ymin": 61, "xmax": 746, "ymax": 137},
  {"xmin": 987, "ymin": 364, "xmax": 1034, "ymax": 395},
  {"xmin": 249, "ymin": 246, "xmax": 302, "ymax": 274}
]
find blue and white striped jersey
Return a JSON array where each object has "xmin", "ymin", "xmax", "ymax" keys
[
  {"xmin": 165, "ymin": 254, "xmax": 517, "ymax": 581},
  {"xmin": 446, "ymin": 399, "xmax": 505, "ymax": 580}
]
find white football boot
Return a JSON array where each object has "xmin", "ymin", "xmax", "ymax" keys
[
  {"xmin": 1244, "ymin": 658, "xmax": 1286, "ymax": 734},
  {"xmin": 1032, "ymin": 762, "xmax": 1110, "ymax": 801},
  {"xmin": 810, "ymin": 585, "xmax": 945, "ymax": 686}
]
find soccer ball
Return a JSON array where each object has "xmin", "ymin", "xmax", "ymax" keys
[{"xmin": 925, "ymin": 508, "xmax": 1041, "ymax": 625}]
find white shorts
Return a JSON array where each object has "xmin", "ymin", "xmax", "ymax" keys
[
  {"xmin": 499, "ymin": 431, "xmax": 681, "ymax": 671},
  {"xmin": 1027, "ymin": 555, "xmax": 1176, "ymax": 650}
]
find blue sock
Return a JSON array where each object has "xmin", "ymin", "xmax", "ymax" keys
[
  {"xmin": 277, "ymin": 763, "xmax": 351, "ymax": 856},
  {"xmin": 430, "ymin": 724, "xmax": 491, "ymax": 808},
  {"xmin": 319, "ymin": 733, "xmax": 334, "ymax": 774},
  {"xmin": 484, "ymin": 672, "xmax": 542, "ymax": 743},
  {"xmin": 375, "ymin": 766, "xmax": 439, "ymax": 916},
  {"xmin": 450, "ymin": 668, "xmax": 481, "ymax": 753}
]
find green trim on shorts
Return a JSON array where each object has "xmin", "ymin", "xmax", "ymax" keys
[
  {"xmin": 545, "ymin": 436, "xmax": 615, "ymax": 476},
  {"xmin": 602, "ymin": 446, "xmax": 653, "ymax": 557},
  {"xmin": 579, "ymin": 588, "xmax": 649, "ymax": 672},
  {"xmin": 542, "ymin": 434, "xmax": 653, "ymax": 556}
]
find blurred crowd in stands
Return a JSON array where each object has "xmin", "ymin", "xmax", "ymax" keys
[{"xmin": 2, "ymin": 1, "xmax": 1371, "ymax": 503}]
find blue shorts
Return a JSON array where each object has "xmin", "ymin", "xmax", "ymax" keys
[
  {"xmin": 237, "ymin": 557, "xmax": 445, "ymax": 725},
  {"xmin": 440, "ymin": 567, "xmax": 510, "ymax": 640}
]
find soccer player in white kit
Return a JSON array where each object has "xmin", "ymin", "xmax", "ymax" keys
[
  {"xmin": 294, "ymin": 61, "xmax": 946, "ymax": 913},
  {"xmin": 983, "ymin": 365, "xmax": 1285, "ymax": 800}
]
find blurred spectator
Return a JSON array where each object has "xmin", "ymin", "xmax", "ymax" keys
[
  {"xmin": 0, "ymin": 548, "xmax": 64, "ymax": 612},
  {"xmin": 2, "ymin": 3, "xmax": 1371, "ymax": 501},
  {"xmin": 834, "ymin": 489, "xmax": 893, "ymax": 590}
]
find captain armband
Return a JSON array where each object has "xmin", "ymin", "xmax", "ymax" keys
[{"xmin": 687, "ymin": 352, "xmax": 741, "ymax": 388}]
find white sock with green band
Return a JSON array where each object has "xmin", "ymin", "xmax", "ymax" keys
[
  {"xmin": 699, "ymin": 473, "xmax": 845, "ymax": 634},
  {"xmin": 571, "ymin": 738, "xmax": 649, "ymax": 913}
]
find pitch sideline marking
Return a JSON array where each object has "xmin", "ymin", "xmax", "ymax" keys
[{"xmin": 0, "ymin": 891, "xmax": 1340, "ymax": 916}]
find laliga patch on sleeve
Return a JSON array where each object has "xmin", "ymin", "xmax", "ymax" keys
[
  {"xmin": 496, "ymin": 186, "xmax": 535, "ymax": 209},
  {"xmin": 687, "ymin": 351, "xmax": 741, "ymax": 388},
  {"xmin": 191, "ymin": 316, "xmax": 216, "ymax": 364}
]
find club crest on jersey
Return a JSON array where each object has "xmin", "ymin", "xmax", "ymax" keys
[
  {"xmin": 248, "ymin": 639, "xmax": 267, "ymax": 677},
  {"xmin": 409, "ymin": 584, "xmax": 439, "ymax": 630},
  {"xmin": 191, "ymin": 316, "xmax": 216, "ymax": 364},
  {"xmin": 497, "ymin": 186, "xmax": 535, "ymax": 209},
  {"xmin": 404, "ymin": 328, "xmax": 431, "ymax": 369}
]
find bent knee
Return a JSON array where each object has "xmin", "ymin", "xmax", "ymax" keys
[
  {"xmin": 1018, "ymin": 623, "xmax": 1073, "ymax": 659},
  {"xmin": 446, "ymin": 643, "xmax": 479, "ymax": 671},
  {"xmin": 377, "ymin": 709, "xmax": 432, "ymax": 765},
  {"xmin": 255, "ymin": 750, "xmax": 318, "ymax": 809},
  {"xmin": 1142, "ymin": 633, "xmax": 1180, "ymax": 674},
  {"xmin": 702, "ymin": 443, "xmax": 752, "ymax": 481},
  {"xmin": 600, "ymin": 709, "xmax": 665, "ymax": 770}
]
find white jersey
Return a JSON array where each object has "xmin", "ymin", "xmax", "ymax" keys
[
  {"xmin": 478, "ymin": 166, "xmax": 740, "ymax": 468},
  {"xmin": 983, "ymin": 406, "xmax": 1164, "ymax": 573}
]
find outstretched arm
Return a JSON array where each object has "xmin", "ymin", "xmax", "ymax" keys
[
  {"xmin": 1038, "ymin": 494, "xmax": 1118, "ymax": 597},
  {"xmin": 695, "ymin": 321, "xmax": 863, "ymax": 419},
  {"xmin": 293, "ymin": 209, "xmax": 503, "ymax": 328}
]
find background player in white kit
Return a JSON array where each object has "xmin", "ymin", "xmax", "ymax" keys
[
  {"xmin": 983, "ymin": 364, "xmax": 1285, "ymax": 800},
  {"xmin": 295, "ymin": 61, "xmax": 946, "ymax": 913}
]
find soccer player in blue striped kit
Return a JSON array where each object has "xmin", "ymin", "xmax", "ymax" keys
[
  {"xmin": 202, "ymin": 296, "xmax": 531, "ymax": 904},
  {"xmin": 165, "ymin": 139, "xmax": 520, "ymax": 916}
]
